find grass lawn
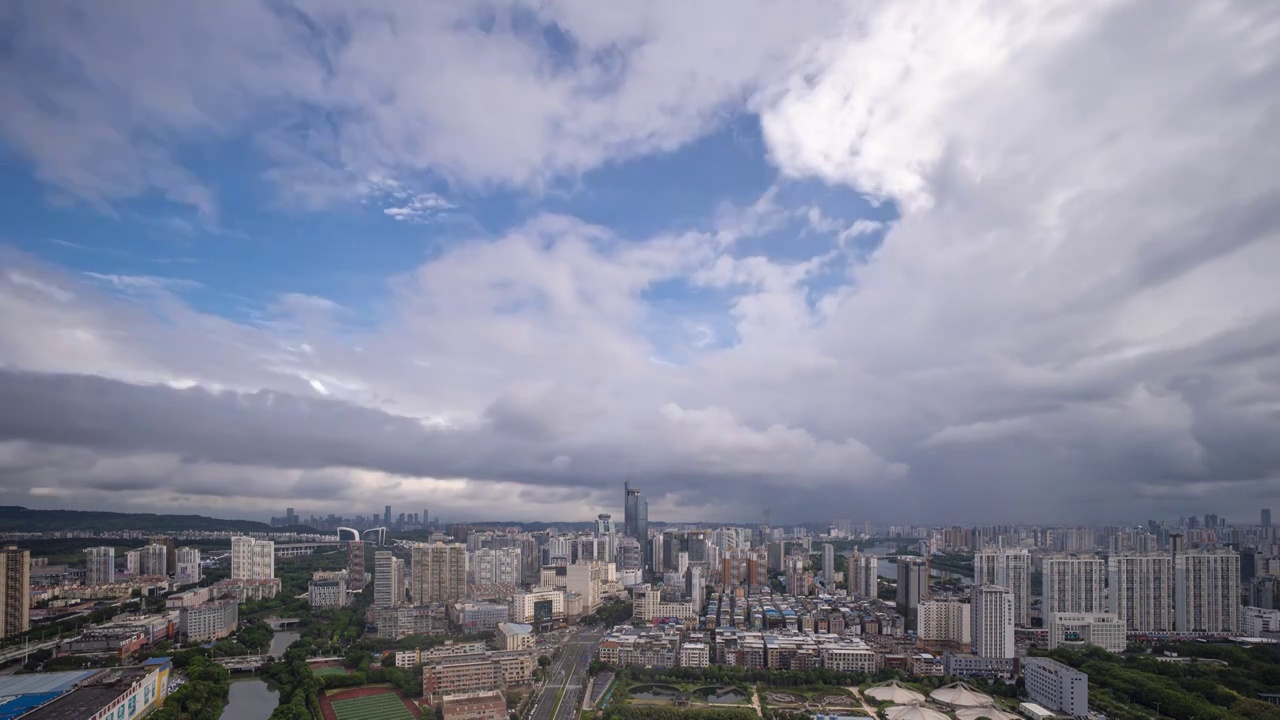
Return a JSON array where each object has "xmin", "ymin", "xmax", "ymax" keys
[
  {"xmin": 330, "ymin": 690, "xmax": 416, "ymax": 720},
  {"xmin": 312, "ymin": 666, "xmax": 350, "ymax": 677}
]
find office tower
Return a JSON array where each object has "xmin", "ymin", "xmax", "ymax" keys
[
  {"xmin": 638, "ymin": 500, "xmax": 649, "ymax": 569},
  {"xmin": 140, "ymin": 544, "xmax": 168, "ymax": 576},
  {"xmin": 918, "ymin": 599, "xmax": 971, "ymax": 645},
  {"xmin": 624, "ymin": 483, "xmax": 640, "ymax": 537},
  {"xmin": 971, "ymin": 585, "xmax": 1015, "ymax": 658},
  {"xmin": 230, "ymin": 536, "xmax": 275, "ymax": 580},
  {"xmin": 471, "ymin": 547, "xmax": 522, "ymax": 586},
  {"xmin": 1, "ymin": 546, "xmax": 31, "ymax": 638},
  {"xmin": 821, "ymin": 544, "xmax": 835, "ymax": 589},
  {"xmin": 974, "ymin": 548, "xmax": 1030, "ymax": 626},
  {"xmin": 1108, "ymin": 554, "xmax": 1174, "ymax": 631},
  {"xmin": 84, "ymin": 546, "xmax": 116, "ymax": 586},
  {"xmin": 616, "ymin": 537, "xmax": 642, "ymax": 573},
  {"xmin": 374, "ymin": 551, "xmax": 404, "ymax": 608},
  {"xmin": 285, "ymin": 507, "xmax": 295, "ymax": 525},
  {"xmin": 1175, "ymin": 549, "xmax": 1241, "ymax": 633},
  {"xmin": 423, "ymin": 508, "xmax": 430, "ymax": 529},
  {"xmin": 595, "ymin": 514, "xmax": 616, "ymax": 562},
  {"xmin": 567, "ymin": 561, "xmax": 604, "ymax": 613},
  {"xmin": 384, "ymin": 505, "xmax": 392, "ymax": 528},
  {"xmin": 896, "ymin": 556, "xmax": 929, "ymax": 631},
  {"xmin": 850, "ymin": 553, "xmax": 879, "ymax": 599},
  {"xmin": 147, "ymin": 536, "xmax": 177, "ymax": 575},
  {"xmin": 677, "ymin": 552, "xmax": 689, "ymax": 577},
  {"xmin": 1042, "ymin": 554, "xmax": 1106, "ymax": 615},
  {"xmin": 347, "ymin": 540, "xmax": 366, "ymax": 591},
  {"xmin": 411, "ymin": 543, "xmax": 467, "ymax": 603},
  {"xmin": 175, "ymin": 547, "xmax": 202, "ymax": 585},
  {"xmin": 1264, "ymin": 508, "xmax": 1273, "ymax": 527}
]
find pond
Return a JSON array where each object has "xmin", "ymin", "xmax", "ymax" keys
[
  {"xmin": 628, "ymin": 684, "xmax": 683, "ymax": 701},
  {"xmin": 692, "ymin": 686, "xmax": 747, "ymax": 704},
  {"xmin": 219, "ymin": 678, "xmax": 278, "ymax": 720}
]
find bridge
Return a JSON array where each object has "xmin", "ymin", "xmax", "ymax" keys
[
  {"xmin": 213, "ymin": 655, "xmax": 269, "ymax": 671},
  {"xmin": 274, "ymin": 541, "xmax": 345, "ymax": 557}
]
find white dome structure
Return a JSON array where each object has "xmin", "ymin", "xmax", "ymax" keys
[
  {"xmin": 930, "ymin": 682, "xmax": 994, "ymax": 708},
  {"xmin": 864, "ymin": 681, "xmax": 926, "ymax": 705},
  {"xmin": 956, "ymin": 706, "xmax": 1021, "ymax": 720},
  {"xmin": 884, "ymin": 704, "xmax": 950, "ymax": 720}
]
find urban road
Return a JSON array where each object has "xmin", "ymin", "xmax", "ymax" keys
[{"xmin": 530, "ymin": 626, "xmax": 605, "ymax": 720}]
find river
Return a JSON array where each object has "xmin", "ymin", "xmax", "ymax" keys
[
  {"xmin": 217, "ymin": 630, "xmax": 299, "ymax": 720},
  {"xmin": 854, "ymin": 544, "xmax": 973, "ymax": 586}
]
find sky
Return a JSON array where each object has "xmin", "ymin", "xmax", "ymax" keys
[{"xmin": 1, "ymin": 0, "xmax": 1279, "ymax": 526}]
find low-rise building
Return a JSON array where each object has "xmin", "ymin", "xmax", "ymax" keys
[
  {"xmin": 679, "ymin": 641, "xmax": 710, "ymax": 668},
  {"xmin": 441, "ymin": 690, "xmax": 507, "ymax": 720},
  {"xmin": 1242, "ymin": 606, "xmax": 1280, "ymax": 636},
  {"xmin": 397, "ymin": 641, "xmax": 490, "ymax": 669},
  {"xmin": 510, "ymin": 587, "xmax": 566, "ymax": 625},
  {"xmin": 1024, "ymin": 656, "xmax": 1088, "ymax": 717},
  {"xmin": 1047, "ymin": 612, "xmax": 1126, "ymax": 653},
  {"xmin": 375, "ymin": 605, "xmax": 450, "ymax": 640},
  {"xmin": 211, "ymin": 577, "xmax": 282, "ymax": 603},
  {"xmin": 23, "ymin": 658, "xmax": 172, "ymax": 720},
  {"xmin": 166, "ymin": 587, "xmax": 212, "ymax": 609},
  {"xmin": 495, "ymin": 622, "xmax": 535, "ymax": 651},
  {"xmin": 309, "ymin": 571, "xmax": 350, "ymax": 608},
  {"xmin": 421, "ymin": 650, "xmax": 535, "ymax": 702},
  {"xmin": 942, "ymin": 653, "xmax": 1019, "ymax": 680},
  {"xmin": 452, "ymin": 602, "xmax": 510, "ymax": 631},
  {"xmin": 179, "ymin": 598, "xmax": 238, "ymax": 642}
]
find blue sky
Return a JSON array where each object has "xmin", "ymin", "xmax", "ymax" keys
[{"xmin": 0, "ymin": 0, "xmax": 1277, "ymax": 524}]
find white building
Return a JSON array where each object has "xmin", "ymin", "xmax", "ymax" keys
[
  {"xmin": 1042, "ymin": 554, "xmax": 1106, "ymax": 615},
  {"xmin": 850, "ymin": 552, "xmax": 878, "ymax": 598},
  {"xmin": 374, "ymin": 551, "xmax": 404, "ymax": 608},
  {"xmin": 1108, "ymin": 554, "xmax": 1174, "ymax": 631},
  {"xmin": 1047, "ymin": 612, "xmax": 1126, "ymax": 653},
  {"xmin": 124, "ymin": 548, "xmax": 142, "ymax": 575},
  {"xmin": 85, "ymin": 546, "xmax": 116, "ymax": 586},
  {"xmin": 175, "ymin": 547, "xmax": 202, "ymax": 586},
  {"xmin": 679, "ymin": 642, "xmax": 710, "ymax": 668},
  {"xmin": 821, "ymin": 544, "xmax": 835, "ymax": 589},
  {"xmin": 309, "ymin": 570, "xmax": 350, "ymax": 608},
  {"xmin": 180, "ymin": 599, "xmax": 238, "ymax": 642},
  {"xmin": 974, "ymin": 548, "xmax": 1030, "ymax": 626},
  {"xmin": 566, "ymin": 562, "xmax": 603, "ymax": 614},
  {"xmin": 971, "ymin": 585, "xmax": 1014, "ymax": 659},
  {"xmin": 1024, "ymin": 657, "xmax": 1088, "ymax": 717},
  {"xmin": 918, "ymin": 599, "xmax": 971, "ymax": 646},
  {"xmin": 1175, "ymin": 549, "xmax": 1241, "ymax": 634},
  {"xmin": 140, "ymin": 544, "xmax": 168, "ymax": 576},
  {"xmin": 1241, "ymin": 606, "xmax": 1280, "ymax": 636},
  {"xmin": 631, "ymin": 584, "xmax": 697, "ymax": 623},
  {"xmin": 510, "ymin": 587, "xmax": 566, "ymax": 624},
  {"xmin": 230, "ymin": 536, "xmax": 275, "ymax": 580}
]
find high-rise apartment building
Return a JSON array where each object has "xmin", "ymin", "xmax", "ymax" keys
[
  {"xmin": 147, "ymin": 536, "xmax": 177, "ymax": 574},
  {"xmin": 896, "ymin": 556, "xmax": 929, "ymax": 631},
  {"xmin": 471, "ymin": 547, "xmax": 522, "ymax": 586},
  {"xmin": 411, "ymin": 543, "xmax": 467, "ymax": 604},
  {"xmin": 1108, "ymin": 554, "xmax": 1174, "ymax": 631},
  {"xmin": 974, "ymin": 548, "xmax": 1030, "ymax": 626},
  {"xmin": 231, "ymin": 536, "xmax": 275, "ymax": 580},
  {"xmin": 1175, "ymin": 549, "xmax": 1240, "ymax": 634},
  {"xmin": 175, "ymin": 547, "xmax": 202, "ymax": 585},
  {"xmin": 374, "ymin": 551, "xmax": 404, "ymax": 608},
  {"xmin": 1042, "ymin": 554, "xmax": 1106, "ymax": 615},
  {"xmin": 84, "ymin": 546, "xmax": 115, "ymax": 586},
  {"xmin": 1, "ymin": 546, "xmax": 31, "ymax": 639},
  {"xmin": 971, "ymin": 585, "xmax": 1015, "ymax": 659},
  {"xmin": 821, "ymin": 544, "xmax": 835, "ymax": 589},
  {"xmin": 850, "ymin": 553, "xmax": 878, "ymax": 599},
  {"xmin": 918, "ymin": 599, "xmax": 971, "ymax": 646},
  {"xmin": 347, "ymin": 540, "xmax": 366, "ymax": 591},
  {"xmin": 140, "ymin": 544, "xmax": 168, "ymax": 576}
]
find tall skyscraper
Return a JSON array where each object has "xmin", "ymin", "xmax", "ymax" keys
[
  {"xmin": 84, "ymin": 546, "xmax": 115, "ymax": 586},
  {"xmin": 1108, "ymin": 554, "xmax": 1174, "ymax": 631},
  {"xmin": 175, "ymin": 547, "xmax": 202, "ymax": 585},
  {"xmin": 1263, "ymin": 508, "xmax": 1273, "ymax": 527},
  {"xmin": 1042, "ymin": 554, "xmax": 1106, "ymax": 615},
  {"xmin": 596, "ymin": 514, "xmax": 616, "ymax": 562},
  {"xmin": 974, "ymin": 548, "xmax": 1030, "ymax": 626},
  {"xmin": 140, "ymin": 544, "xmax": 168, "ymax": 576},
  {"xmin": 384, "ymin": 505, "xmax": 392, "ymax": 528},
  {"xmin": 624, "ymin": 483, "xmax": 640, "ymax": 537},
  {"xmin": 1, "ymin": 546, "xmax": 31, "ymax": 639},
  {"xmin": 971, "ymin": 585, "xmax": 1015, "ymax": 659},
  {"xmin": 785, "ymin": 555, "xmax": 808, "ymax": 595},
  {"xmin": 1175, "ymin": 549, "xmax": 1240, "ymax": 633},
  {"xmin": 410, "ymin": 543, "xmax": 467, "ymax": 603},
  {"xmin": 821, "ymin": 544, "xmax": 836, "ymax": 589},
  {"xmin": 347, "ymin": 540, "xmax": 366, "ymax": 591},
  {"xmin": 896, "ymin": 556, "xmax": 930, "ymax": 631},
  {"xmin": 850, "ymin": 552, "xmax": 879, "ymax": 599},
  {"xmin": 423, "ymin": 508, "xmax": 430, "ymax": 529},
  {"xmin": 374, "ymin": 551, "xmax": 403, "ymax": 608},
  {"xmin": 230, "ymin": 536, "xmax": 275, "ymax": 580}
]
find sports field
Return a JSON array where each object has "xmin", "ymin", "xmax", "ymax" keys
[
  {"xmin": 328, "ymin": 689, "xmax": 416, "ymax": 720},
  {"xmin": 312, "ymin": 666, "xmax": 350, "ymax": 677}
]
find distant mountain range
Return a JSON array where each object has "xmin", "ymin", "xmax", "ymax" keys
[{"xmin": 0, "ymin": 505, "xmax": 308, "ymax": 533}]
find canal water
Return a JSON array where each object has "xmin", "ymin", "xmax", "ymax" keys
[{"xmin": 217, "ymin": 631, "xmax": 299, "ymax": 720}]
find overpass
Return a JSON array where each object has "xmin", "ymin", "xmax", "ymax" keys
[
  {"xmin": 213, "ymin": 655, "xmax": 269, "ymax": 671},
  {"xmin": 274, "ymin": 541, "xmax": 345, "ymax": 557}
]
